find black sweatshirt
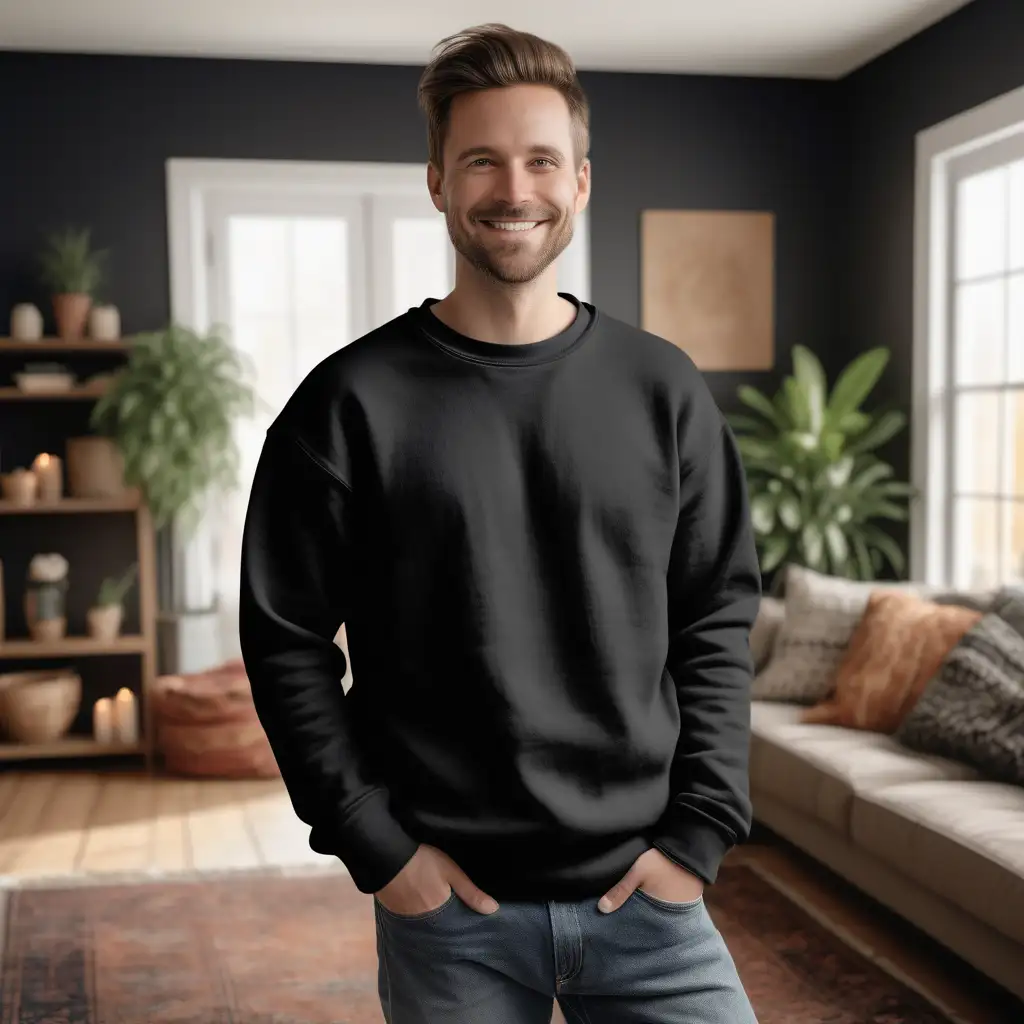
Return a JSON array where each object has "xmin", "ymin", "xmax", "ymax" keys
[{"xmin": 238, "ymin": 293, "xmax": 762, "ymax": 902}]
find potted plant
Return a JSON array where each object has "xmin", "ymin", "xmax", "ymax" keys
[
  {"xmin": 89, "ymin": 322, "xmax": 257, "ymax": 534},
  {"xmin": 728, "ymin": 345, "xmax": 916, "ymax": 583},
  {"xmin": 87, "ymin": 562, "xmax": 139, "ymax": 641},
  {"xmin": 37, "ymin": 226, "xmax": 108, "ymax": 340}
]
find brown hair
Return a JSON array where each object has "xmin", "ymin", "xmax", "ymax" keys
[{"xmin": 417, "ymin": 23, "xmax": 590, "ymax": 172}]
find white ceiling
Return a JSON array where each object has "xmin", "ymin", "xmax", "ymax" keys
[{"xmin": 0, "ymin": 0, "xmax": 974, "ymax": 79}]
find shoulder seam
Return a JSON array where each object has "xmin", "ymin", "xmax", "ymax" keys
[{"xmin": 276, "ymin": 427, "xmax": 354, "ymax": 493}]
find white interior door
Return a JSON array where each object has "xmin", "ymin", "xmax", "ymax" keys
[{"xmin": 203, "ymin": 188, "xmax": 454, "ymax": 663}]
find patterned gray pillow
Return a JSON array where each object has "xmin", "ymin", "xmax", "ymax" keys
[
  {"xmin": 750, "ymin": 596, "xmax": 785, "ymax": 673},
  {"xmin": 751, "ymin": 566, "xmax": 929, "ymax": 704},
  {"xmin": 895, "ymin": 590, "xmax": 1024, "ymax": 786}
]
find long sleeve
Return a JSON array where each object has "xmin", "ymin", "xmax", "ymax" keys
[
  {"xmin": 238, "ymin": 424, "xmax": 420, "ymax": 894},
  {"xmin": 650, "ymin": 404, "xmax": 762, "ymax": 886}
]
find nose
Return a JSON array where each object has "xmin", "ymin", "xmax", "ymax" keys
[{"xmin": 491, "ymin": 161, "xmax": 535, "ymax": 209}]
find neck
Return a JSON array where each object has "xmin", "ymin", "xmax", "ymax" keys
[{"xmin": 429, "ymin": 263, "xmax": 576, "ymax": 344}]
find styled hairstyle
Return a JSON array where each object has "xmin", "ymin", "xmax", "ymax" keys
[{"xmin": 417, "ymin": 23, "xmax": 590, "ymax": 172}]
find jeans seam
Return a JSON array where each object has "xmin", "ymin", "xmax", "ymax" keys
[
  {"xmin": 561, "ymin": 903, "xmax": 584, "ymax": 984},
  {"xmin": 375, "ymin": 899, "xmax": 395, "ymax": 1021}
]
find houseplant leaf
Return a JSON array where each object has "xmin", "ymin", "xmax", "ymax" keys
[
  {"xmin": 90, "ymin": 322, "xmax": 258, "ymax": 533},
  {"xmin": 826, "ymin": 348, "xmax": 890, "ymax": 423}
]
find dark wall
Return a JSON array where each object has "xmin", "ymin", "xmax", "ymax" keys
[
  {"xmin": 0, "ymin": 50, "xmax": 845, "ymax": 417},
  {"xmin": 839, "ymin": 0, "xmax": 1024, "ymax": 502}
]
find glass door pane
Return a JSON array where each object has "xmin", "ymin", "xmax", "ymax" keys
[
  {"xmin": 205, "ymin": 192, "xmax": 366, "ymax": 659},
  {"xmin": 370, "ymin": 194, "xmax": 454, "ymax": 325}
]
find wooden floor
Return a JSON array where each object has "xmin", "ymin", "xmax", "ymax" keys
[{"xmin": 0, "ymin": 768, "xmax": 1018, "ymax": 1023}]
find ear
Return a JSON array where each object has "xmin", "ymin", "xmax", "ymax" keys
[
  {"xmin": 427, "ymin": 163, "xmax": 445, "ymax": 212},
  {"xmin": 573, "ymin": 158, "xmax": 592, "ymax": 216}
]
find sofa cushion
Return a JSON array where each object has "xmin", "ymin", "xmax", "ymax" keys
[
  {"xmin": 895, "ymin": 589, "xmax": 1024, "ymax": 786},
  {"xmin": 800, "ymin": 591, "xmax": 981, "ymax": 732},
  {"xmin": 751, "ymin": 566, "xmax": 930, "ymax": 705},
  {"xmin": 750, "ymin": 701, "xmax": 981, "ymax": 833},
  {"xmin": 749, "ymin": 596, "xmax": 785, "ymax": 673},
  {"xmin": 850, "ymin": 780, "xmax": 1024, "ymax": 946}
]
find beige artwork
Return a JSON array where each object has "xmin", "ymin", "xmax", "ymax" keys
[{"xmin": 640, "ymin": 210, "xmax": 775, "ymax": 371}]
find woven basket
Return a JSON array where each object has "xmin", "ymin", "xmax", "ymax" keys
[
  {"xmin": 0, "ymin": 670, "xmax": 82, "ymax": 743},
  {"xmin": 153, "ymin": 659, "xmax": 279, "ymax": 778}
]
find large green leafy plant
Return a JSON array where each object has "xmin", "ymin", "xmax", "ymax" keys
[
  {"xmin": 729, "ymin": 345, "xmax": 915, "ymax": 580},
  {"xmin": 90, "ymin": 323, "xmax": 257, "ymax": 533}
]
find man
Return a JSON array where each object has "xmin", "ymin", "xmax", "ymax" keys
[{"xmin": 239, "ymin": 21, "xmax": 762, "ymax": 1024}]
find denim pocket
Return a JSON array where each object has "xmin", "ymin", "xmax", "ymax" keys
[
  {"xmin": 631, "ymin": 887, "xmax": 704, "ymax": 913},
  {"xmin": 374, "ymin": 886, "xmax": 459, "ymax": 923}
]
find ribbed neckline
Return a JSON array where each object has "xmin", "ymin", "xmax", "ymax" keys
[{"xmin": 411, "ymin": 293, "xmax": 597, "ymax": 367}]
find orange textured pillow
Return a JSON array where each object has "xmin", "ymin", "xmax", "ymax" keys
[{"xmin": 800, "ymin": 590, "xmax": 982, "ymax": 732}]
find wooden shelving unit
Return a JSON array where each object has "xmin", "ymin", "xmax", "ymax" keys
[
  {"xmin": 0, "ymin": 496, "xmax": 140, "ymax": 515},
  {"xmin": 0, "ymin": 334, "xmax": 159, "ymax": 771},
  {"xmin": 0, "ymin": 736, "xmax": 144, "ymax": 762},
  {"xmin": 0, "ymin": 382, "xmax": 109, "ymax": 401},
  {"xmin": 0, "ymin": 337, "xmax": 131, "ymax": 353}
]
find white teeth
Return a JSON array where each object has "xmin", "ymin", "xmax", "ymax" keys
[{"xmin": 484, "ymin": 221, "xmax": 540, "ymax": 231}]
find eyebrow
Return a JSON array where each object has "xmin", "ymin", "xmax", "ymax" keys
[{"xmin": 454, "ymin": 145, "xmax": 567, "ymax": 163}]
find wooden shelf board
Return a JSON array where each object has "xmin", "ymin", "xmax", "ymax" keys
[
  {"xmin": 0, "ymin": 384, "xmax": 107, "ymax": 400},
  {"xmin": 0, "ymin": 736, "xmax": 144, "ymax": 761},
  {"xmin": 0, "ymin": 496, "xmax": 139, "ymax": 515},
  {"xmin": 0, "ymin": 338, "xmax": 130, "ymax": 353},
  {"xmin": 0, "ymin": 635, "xmax": 147, "ymax": 658}
]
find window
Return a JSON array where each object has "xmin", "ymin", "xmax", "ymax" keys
[
  {"xmin": 947, "ymin": 148, "xmax": 1024, "ymax": 589},
  {"xmin": 913, "ymin": 86, "xmax": 1024, "ymax": 589}
]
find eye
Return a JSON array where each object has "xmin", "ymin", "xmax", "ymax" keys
[
  {"xmin": 533, "ymin": 158, "xmax": 555, "ymax": 168},
  {"xmin": 469, "ymin": 158, "xmax": 493, "ymax": 167}
]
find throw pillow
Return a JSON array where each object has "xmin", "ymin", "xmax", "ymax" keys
[
  {"xmin": 800, "ymin": 591, "xmax": 982, "ymax": 732},
  {"xmin": 750, "ymin": 596, "xmax": 785, "ymax": 673},
  {"xmin": 895, "ymin": 588, "xmax": 1024, "ymax": 786},
  {"xmin": 751, "ymin": 565, "xmax": 929, "ymax": 704}
]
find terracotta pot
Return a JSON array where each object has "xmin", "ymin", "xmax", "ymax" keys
[
  {"xmin": 87, "ymin": 603, "xmax": 123, "ymax": 641},
  {"xmin": 52, "ymin": 293, "xmax": 92, "ymax": 340},
  {"xmin": 66, "ymin": 437, "xmax": 131, "ymax": 498}
]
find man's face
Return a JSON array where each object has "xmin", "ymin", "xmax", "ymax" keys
[{"xmin": 428, "ymin": 84, "xmax": 590, "ymax": 286}]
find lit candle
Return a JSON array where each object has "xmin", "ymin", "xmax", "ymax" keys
[
  {"xmin": 32, "ymin": 453, "xmax": 63, "ymax": 502},
  {"xmin": 113, "ymin": 687, "xmax": 138, "ymax": 744},
  {"xmin": 93, "ymin": 697, "xmax": 114, "ymax": 744}
]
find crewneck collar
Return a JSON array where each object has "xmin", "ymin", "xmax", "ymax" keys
[{"xmin": 412, "ymin": 293, "xmax": 597, "ymax": 367}]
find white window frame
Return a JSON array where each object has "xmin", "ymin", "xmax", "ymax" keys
[
  {"xmin": 164, "ymin": 157, "xmax": 591, "ymax": 615},
  {"xmin": 911, "ymin": 84, "xmax": 1024, "ymax": 585}
]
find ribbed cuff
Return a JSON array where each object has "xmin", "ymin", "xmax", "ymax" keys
[
  {"xmin": 651, "ymin": 810, "xmax": 735, "ymax": 885},
  {"xmin": 314, "ymin": 789, "xmax": 421, "ymax": 894}
]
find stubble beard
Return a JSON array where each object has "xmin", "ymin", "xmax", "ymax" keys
[{"xmin": 445, "ymin": 207, "xmax": 575, "ymax": 285}]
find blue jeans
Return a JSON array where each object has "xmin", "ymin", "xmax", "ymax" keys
[{"xmin": 373, "ymin": 885, "xmax": 758, "ymax": 1023}]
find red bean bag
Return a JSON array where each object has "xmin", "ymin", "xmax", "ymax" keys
[{"xmin": 153, "ymin": 659, "xmax": 280, "ymax": 778}]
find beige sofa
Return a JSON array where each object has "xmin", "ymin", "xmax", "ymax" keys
[{"xmin": 748, "ymin": 585, "xmax": 1024, "ymax": 1003}]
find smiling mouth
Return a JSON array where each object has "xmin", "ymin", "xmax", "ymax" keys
[{"xmin": 478, "ymin": 219, "xmax": 547, "ymax": 233}]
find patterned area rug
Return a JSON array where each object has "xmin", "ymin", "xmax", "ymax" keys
[{"xmin": 0, "ymin": 862, "xmax": 956, "ymax": 1023}]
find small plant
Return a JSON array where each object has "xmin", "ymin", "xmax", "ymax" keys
[
  {"xmin": 728, "ymin": 345, "xmax": 916, "ymax": 581},
  {"xmin": 96, "ymin": 563, "xmax": 138, "ymax": 608},
  {"xmin": 37, "ymin": 226, "xmax": 107, "ymax": 296},
  {"xmin": 90, "ymin": 322, "xmax": 258, "ymax": 533}
]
